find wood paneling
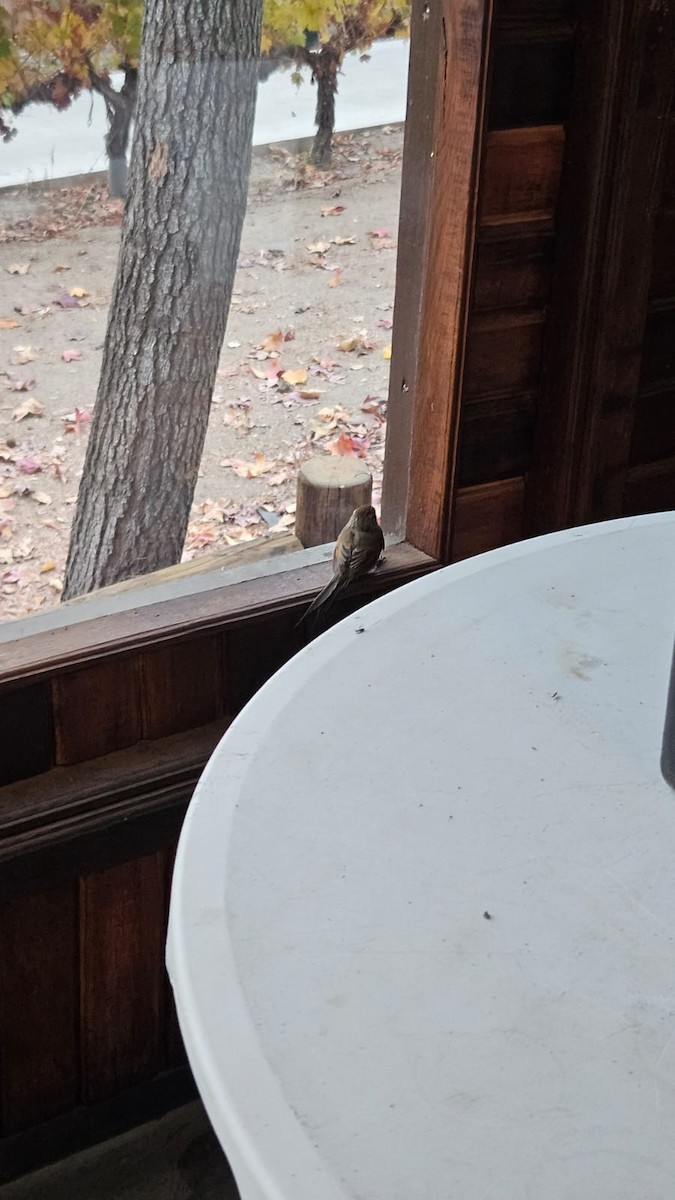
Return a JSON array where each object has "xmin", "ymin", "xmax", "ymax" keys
[
  {"xmin": 464, "ymin": 310, "xmax": 544, "ymax": 398},
  {"xmin": 630, "ymin": 388, "xmax": 675, "ymax": 467},
  {"xmin": 625, "ymin": 456, "xmax": 675, "ymax": 516},
  {"xmin": 650, "ymin": 208, "xmax": 675, "ymax": 298},
  {"xmin": 163, "ymin": 846, "xmax": 186, "ymax": 1069},
  {"xmin": 139, "ymin": 635, "xmax": 225, "ymax": 740},
  {"xmin": 479, "ymin": 126, "xmax": 564, "ymax": 222},
  {"xmin": 52, "ymin": 657, "xmax": 141, "ymax": 765},
  {"xmin": 79, "ymin": 854, "xmax": 165, "ymax": 1104},
  {"xmin": 451, "ymin": 477, "xmax": 526, "ymax": 560},
  {"xmin": 0, "ymin": 886, "xmax": 78, "ymax": 1133},
  {"xmin": 489, "ymin": 36, "xmax": 574, "ymax": 129},
  {"xmin": 0, "ymin": 719, "xmax": 228, "ymax": 903},
  {"xmin": 526, "ymin": 0, "xmax": 675, "ymax": 531},
  {"xmin": 224, "ymin": 611, "xmax": 305, "ymax": 713},
  {"xmin": 457, "ymin": 393, "xmax": 536, "ymax": 485},
  {"xmin": 473, "ymin": 223, "xmax": 554, "ymax": 311},
  {"xmin": 0, "ymin": 683, "xmax": 53, "ymax": 786},
  {"xmin": 638, "ymin": 302, "xmax": 675, "ymax": 392}
]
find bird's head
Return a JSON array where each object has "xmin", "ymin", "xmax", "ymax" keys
[{"xmin": 350, "ymin": 505, "xmax": 380, "ymax": 532}]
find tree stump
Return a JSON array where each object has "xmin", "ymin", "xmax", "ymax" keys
[{"xmin": 295, "ymin": 458, "xmax": 372, "ymax": 547}]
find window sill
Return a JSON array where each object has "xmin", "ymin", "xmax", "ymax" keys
[{"xmin": 0, "ymin": 540, "xmax": 438, "ymax": 687}]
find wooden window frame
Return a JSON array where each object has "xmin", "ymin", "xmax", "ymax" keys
[{"xmin": 0, "ymin": 0, "xmax": 493, "ymax": 689}]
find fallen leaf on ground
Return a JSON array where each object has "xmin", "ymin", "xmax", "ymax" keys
[
  {"xmin": 327, "ymin": 432, "xmax": 371, "ymax": 457},
  {"xmin": 40, "ymin": 560, "xmax": 57, "ymax": 573},
  {"xmin": 5, "ymin": 374, "xmax": 36, "ymax": 392},
  {"xmin": 328, "ymin": 267, "xmax": 343, "ymax": 287},
  {"xmin": 377, "ymin": 317, "xmax": 393, "ymax": 329},
  {"xmin": 383, "ymin": 344, "xmax": 392, "ymax": 360},
  {"xmin": 7, "ymin": 262, "xmax": 30, "ymax": 275},
  {"xmin": 32, "ymin": 491, "xmax": 52, "ymax": 505},
  {"xmin": 0, "ymin": 319, "xmax": 20, "ymax": 330},
  {"xmin": 47, "ymin": 576, "xmax": 63, "ymax": 592},
  {"xmin": 257, "ymin": 329, "xmax": 284, "ymax": 356},
  {"xmin": 321, "ymin": 205, "xmax": 346, "ymax": 216},
  {"xmin": 13, "ymin": 398, "xmax": 44, "ymax": 420},
  {"xmin": 220, "ymin": 452, "xmax": 276, "ymax": 478},
  {"xmin": 62, "ymin": 349, "xmax": 82, "ymax": 362},
  {"xmin": 367, "ymin": 228, "xmax": 392, "ymax": 239},
  {"xmin": 54, "ymin": 293, "xmax": 80, "ymax": 309},
  {"xmin": 297, "ymin": 388, "xmax": 322, "ymax": 400},
  {"xmin": 10, "ymin": 346, "xmax": 38, "ymax": 365},
  {"xmin": 17, "ymin": 455, "xmax": 42, "ymax": 474},
  {"xmin": 63, "ymin": 407, "xmax": 92, "ymax": 432},
  {"xmin": 361, "ymin": 395, "xmax": 387, "ymax": 419},
  {"xmin": 331, "ymin": 235, "xmax": 357, "ymax": 245},
  {"xmin": 338, "ymin": 332, "xmax": 376, "ymax": 355},
  {"xmin": 53, "ymin": 265, "xmax": 71, "ymax": 273},
  {"xmin": 281, "ymin": 368, "xmax": 308, "ymax": 386},
  {"xmin": 371, "ymin": 237, "xmax": 397, "ymax": 251},
  {"xmin": 307, "ymin": 241, "xmax": 330, "ymax": 254},
  {"xmin": 69, "ymin": 286, "xmax": 89, "ymax": 298}
]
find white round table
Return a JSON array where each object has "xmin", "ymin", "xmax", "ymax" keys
[{"xmin": 167, "ymin": 513, "xmax": 675, "ymax": 1200}]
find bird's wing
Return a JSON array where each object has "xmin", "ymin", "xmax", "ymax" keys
[{"xmin": 335, "ymin": 527, "xmax": 382, "ymax": 581}]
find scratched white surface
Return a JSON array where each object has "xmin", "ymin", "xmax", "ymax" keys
[{"xmin": 168, "ymin": 513, "xmax": 675, "ymax": 1200}]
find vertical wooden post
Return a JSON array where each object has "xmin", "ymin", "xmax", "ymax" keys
[{"xmin": 295, "ymin": 458, "xmax": 372, "ymax": 547}]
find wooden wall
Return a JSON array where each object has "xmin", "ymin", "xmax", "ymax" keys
[
  {"xmin": 626, "ymin": 111, "xmax": 675, "ymax": 513},
  {"xmin": 445, "ymin": 0, "xmax": 675, "ymax": 560},
  {"xmin": 0, "ymin": 553, "xmax": 428, "ymax": 1182}
]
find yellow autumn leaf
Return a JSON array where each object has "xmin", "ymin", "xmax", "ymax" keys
[
  {"xmin": 383, "ymin": 344, "xmax": 392, "ymax": 360},
  {"xmin": 69, "ymin": 286, "xmax": 90, "ymax": 298},
  {"xmin": 281, "ymin": 368, "xmax": 308, "ymax": 386}
]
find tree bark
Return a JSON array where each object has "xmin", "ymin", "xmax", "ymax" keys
[
  {"xmin": 63, "ymin": 0, "xmax": 263, "ymax": 600},
  {"xmin": 309, "ymin": 46, "xmax": 340, "ymax": 166},
  {"xmin": 91, "ymin": 66, "xmax": 138, "ymax": 199}
]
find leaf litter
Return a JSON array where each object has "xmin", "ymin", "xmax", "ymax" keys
[{"xmin": 0, "ymin": 124, "xmax": 403, "ymax": 619}]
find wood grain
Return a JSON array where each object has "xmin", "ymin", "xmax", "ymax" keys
[
  {"xmin": 457, "ymin": 392, "xmax": 536, "ymax": 486},
  {"xmin": 463, "ymin": 309, "xmax": 544, "ymax": 398},
  {"xmin": 381, "ymin": 0, "xmax": 447, "ymax": 538},
  {"xmin": 526, "ymin": 0, "xmax": 675, "ymax": 531},
  {"xmin": 139, "ymin": 634, "xmax": 225, "ymax": 740},
  {"xmin": 473, "ymin": 222, "xmax": 554, "ymax": 311},
  {"xmin": 0, "ymin": 719, "xmax": 228, "ymax": 903},
  {"xmin": 80, "ymin": 853, "xmax": 166, "ymax": 1103},
  {"xmin": 0, "ymin": 885, "xmax": 78, "ymax": 1133},
  {"xmin": 479, "ymin": 126, "xmax": 565, "ymax": 223},
  {"xmin": 388, "ymin": 0, "xmax": 495, "ymax": 558},
  {"xmin": 450, "ymin": 477, "xmax": 526, "ymax": 561},
  {"xmin": 0, "ymin": 542, "xmax": 433, "ymax": 689},
  {"xmin": 52, "ymin": 656, "xmax": 141, "ymax": 765}
]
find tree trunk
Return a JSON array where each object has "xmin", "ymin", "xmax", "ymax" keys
[
  {"xmin": 63, "ymin": 0, "xmax": 262, "ymax": 600},
  {"xmin": 310, "ymin": 46, "xmax": 339, "ymax": 166},
  {"xmin": 104, "ymin": 67, "xmax": 137, "ymax": 199}
]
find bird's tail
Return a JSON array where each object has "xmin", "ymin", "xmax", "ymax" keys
[{"xmin": 298, "ymin": 574, "xmax": 347, "ymax": 630}]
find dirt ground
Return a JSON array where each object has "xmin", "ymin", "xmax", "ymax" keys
[{"xmin": 0, "ymin": 125, "xmax": 403, "ymax": 620}]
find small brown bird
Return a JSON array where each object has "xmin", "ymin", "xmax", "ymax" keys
[{"xmin": 302, "ymin": 504, "xmax": 385, "ymax": 627}]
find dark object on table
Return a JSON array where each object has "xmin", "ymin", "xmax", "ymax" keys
[{"xmin": 661, "ymin": 641, "xmax": 675, "ymax": 789}]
